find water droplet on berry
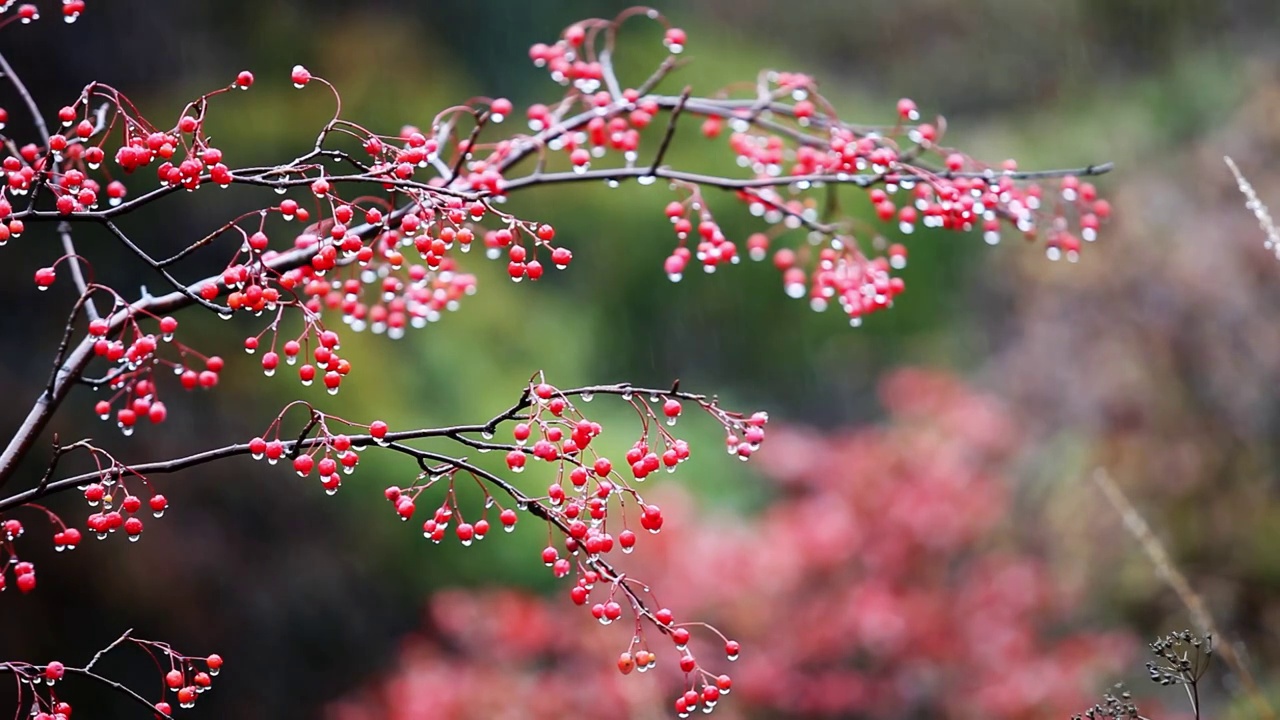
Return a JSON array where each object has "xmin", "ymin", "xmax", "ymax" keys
[
  {"xmin": 504, "ymin": 524, "xmax": 516, "ymax": 533},
  {"xmin": 128, "ymin": 534, "xmax": 141, "ymax": 543}
]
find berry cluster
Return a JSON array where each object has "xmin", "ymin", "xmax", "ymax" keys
[
  {"xmin": 0, "ymin": 632, "xmax": 215, "ymax": 719},
  {"xmin": 242, "ymin": 378, "xmax": 765, "ymax": 715},
  {"xmin": 520, "ymin": 11, "xmax": 1110, "ymax": 326},
  {"xmin": 333, "ymin": 371, "xmax": 1132, "ymax": 720},
  {"xmin": 85, "ymin": 312, "xmax": 223, "ymax": 434},
  {"xmin": 247, "ymin": 404, "xmax": 374, "ymax": 494},
  {"xmin": 0, "ymin": 2, "xmax": 85, "ymax": 28}
]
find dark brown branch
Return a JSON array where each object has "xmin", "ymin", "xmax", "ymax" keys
[
  {"xmin": 0, "ymin": 50, "xmax": 50, "ymax": 142},
  {"xmin": 99, "ymin": 220, "xmax": 231, "ymax": 314},
  {"xmin": 0, "ymin": 382, "xmax": 718, "ymax": 511},
  {"xmin": 648, "ymin": 85, "xmax": 690, "ymax": 176},
  {"xmin": 499, "ymin": 161, "xmax": 1115, "ymax": 194}
]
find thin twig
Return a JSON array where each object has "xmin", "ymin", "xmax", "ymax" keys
[
  {"xmin": 58, "ymin": 222, "xmax": 100, "ymax": 322},
  {"xmin": 1093, "ymin": 468, "xmax": 1275, "ymax": 720},
  {"xmin": 648, "ymin": 85, "xmax": 690, "ymax": 176},
  {"xmin": 447, "ymin": 111, "xmax": 489, "ymax": 186}
]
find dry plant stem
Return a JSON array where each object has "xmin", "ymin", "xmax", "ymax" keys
[
  {"xmin": 0, "ymin": 630, "xmax": 171, "ymax": 719},
  {"xmin": 1092, "ymin": 468, "xmax": 1276, "ymax": 720},
  {"xmin": 1224, "ymin": 156, "xmax": 1280, "ymax": 253}
]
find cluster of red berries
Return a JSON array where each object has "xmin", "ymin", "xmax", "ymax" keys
[
  {"xmin": 501, "ymin": 380, "xmax": 762, "ymax": 714},
  {"xmin": 0, "ymin": 635, "xmax": 212, "ymax": 720},
  {"xmin": 513, "ymin": 16, "xmax": 1110, "ymax": 329},
  {"xmin": 1, "ymin": 516, "xmax": 84, "ymax": 596},
  {"xmin": 160, "ymin": 653, "xmax": 223, "ymax": 711},
  {"xmin": 81, "ymin": 480, "xmax": 168, "ymax": 542},
  {"xmin": 0, "ymin": 2, "xmax": 86, "ymax": 27},
  {"xmin": 248, "ymin": 409, "xmax": 373, "ymax": 495},
  {"xmin": 86, "ymin": 314, "xmax": 222, "ymax": 433},
  {"xmin": 530, "ymin": 12, "xmax": 686, "ymax": 95}
]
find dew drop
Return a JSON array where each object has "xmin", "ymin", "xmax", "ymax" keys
[
  {"xmin": 128, "ymin": 534, "xmax": 141, "ymax": 543},
  {"xmin": 580, "ymin": 391, "xmax": 594, "ymax": 402}
]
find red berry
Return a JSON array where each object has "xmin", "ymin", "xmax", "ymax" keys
[
  {"xmin": 506, "ymin": 450, "xmax": 527, "ymax": 471},
  {"xmin": 671, "ymin": 627, "xmax": 691, "ymax": 646}
]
